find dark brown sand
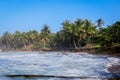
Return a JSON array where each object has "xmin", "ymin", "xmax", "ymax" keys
[{"xmin": 108, "ymin": 65, "xmax": 120, "ymax": 74}]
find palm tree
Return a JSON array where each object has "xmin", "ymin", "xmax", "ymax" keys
[
  {"xmin": 12, "ymin": 31, "xmax": 22, "ymax": 49},
  {"xmin": 62, "ymin": 19, "xmax": 86, "ymax": 49},
  {"xmin": 61, "ymin": 19, "xmax": 96, "ymax": 48},
  {"xmin": 20, "ymin": 32, "xmax": 28, "ymax": 50},
  {"xmin": 27, "ymin": 30, "xmax": 38, "ymax": 44},
  {"xmin": 62, "ymin": 20, "xmax": 78, "ymax": 48},
  {"xmin": 73, "ymin": 19, "xmax": 85, "ymax": 48},
  {"xmin": 96, "ymin": 18, "xmax": 104, "ymax": 29},
  {"xmin": 82, "ymin": 19, "xmax": 96, "ymax": 44},
  {"xmin": 40, "ymin": 25, "xmax": 51, "ymax": 48},
  {"xmin": 0, "ymin": 32, "xmax": 11, "ymax": 50}
]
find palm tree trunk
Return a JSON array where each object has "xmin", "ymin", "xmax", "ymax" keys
[
  {"xmin": 43, "ymin": 39, "xmax": 45, "ymax": 49},
  {"xmin": 24, "ymin": 44, "xmax": 27, "ymax": 51},
  {"xmin": 77, "ymin": 39, "xmax": 81, "ymax": 47},
  {"xmin": 73, "ymin": 39, "xmax": 78, "ymax": 49}
]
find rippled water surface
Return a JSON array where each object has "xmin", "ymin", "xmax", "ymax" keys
[{"xmin": 0, "ymin": 51, "xmax": 120, "ymax": 80}]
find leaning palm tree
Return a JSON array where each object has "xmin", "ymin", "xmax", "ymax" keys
[{"xmin": 62, "ymin": 20, "xmax": 79, "ymax": 49}]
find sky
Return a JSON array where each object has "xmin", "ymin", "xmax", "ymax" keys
[{"xmin": 0, "ymin": 0, "xmax": 120, "ymax": 35}]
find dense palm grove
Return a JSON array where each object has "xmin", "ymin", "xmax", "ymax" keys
[{"xmin": 0, "ymin": 18, "xmax": 120, "ymax": 51}]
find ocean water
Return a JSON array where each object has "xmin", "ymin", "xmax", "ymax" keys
[{"xmin": 0, "ymin": 51, "xmax": 119, "ymax": 80}]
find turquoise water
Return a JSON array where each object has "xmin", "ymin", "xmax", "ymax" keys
[{"xmin": 0, "ymin": 51, "xmax": 120, "ymax": 80}]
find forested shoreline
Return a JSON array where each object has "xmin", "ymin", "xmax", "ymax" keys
[{"xmin": 0, "ymin": 18, "xmax": 120, "ymax": 53}]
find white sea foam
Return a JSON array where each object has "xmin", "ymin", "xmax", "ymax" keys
[
  {"xmin": 106, "ymin": 57, "xmax": 120, "ymax": 68},
  {"xmin": 104, "ymin": 57, "xmax": 120, "ymax": 73},
  {"xmin": 0, "ymin": 51, "xmax": 120, "ymax": 79}
]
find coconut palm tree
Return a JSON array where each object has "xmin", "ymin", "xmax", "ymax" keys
[
  {"xmin": 27, "ymin": 30, "xmax": 38, "ymax": 44},
  {"xmin": 96, "ymin": 18, "xmax": 104, "ymax": 29},
  {"xmin": 61, "ymin": 19, "xmax": 96, "ymax": 48},
  {"xmin": 0, "ymin": 32, "xmax": 11, "ymax": 50},
  {"xmin": 62, "ymin": 20, "xmax": 79, "ymax": 49},
  {"xmin": 40, "ymin": 25, "xmax": 51, "ymax": 48}
]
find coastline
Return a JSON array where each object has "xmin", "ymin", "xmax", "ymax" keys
[
  {"xmin": 1, "ymin": 47, "xmax": 120, "ymax": 56},
  {"xmin": 0, "ymin": 47, "xmax": 120, "ymax": 79}
]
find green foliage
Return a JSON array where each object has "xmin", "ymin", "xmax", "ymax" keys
[
  {"xmin": 93, "ymin": 21, "xmax": 120, "ymax": 48},
  {"xmin": 0, "ymin": 19, "xmax": 120, "ymax": 51},
  {"xmin": 58, "ymin": 19, "xmax": 96, "ymax": 49}
]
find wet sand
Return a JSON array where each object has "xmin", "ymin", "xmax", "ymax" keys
[{"xmin": 108, "ymin": 65, "xmax": 120, "ymax": 74}]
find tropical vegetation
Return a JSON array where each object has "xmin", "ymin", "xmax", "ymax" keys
[{"xmin": 0, "ymin": 18, "xmax": 120, "ymax": 52}]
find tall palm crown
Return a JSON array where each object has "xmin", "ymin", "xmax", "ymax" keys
[{"xmin": 96, "ymin": 18, "xmax": 104, "ymax": 28}]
